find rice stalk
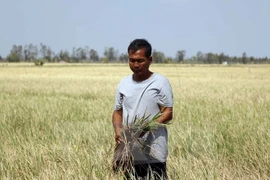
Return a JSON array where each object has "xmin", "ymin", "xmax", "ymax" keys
[{"xmin": 112, "ymin": 112, "xmax": 168, "ymax": 176}]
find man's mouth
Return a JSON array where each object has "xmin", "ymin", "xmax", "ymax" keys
[{"xmin": 133, "ymin": 69, "xmax": 141, "ymax": 73}]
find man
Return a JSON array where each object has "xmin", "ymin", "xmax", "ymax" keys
[{"xmin": 112, "ymin": 39, "xmax": 174, "ymax": 179}]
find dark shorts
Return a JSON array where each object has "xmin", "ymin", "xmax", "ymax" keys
[{"xmin": 124, "ymin": 162, "xmax": 168, "ymax": 180}]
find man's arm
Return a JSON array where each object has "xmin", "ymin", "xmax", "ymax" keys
[
  {"xmin": 112, "ymin": 109, "xmax": 123, "ymax": 144},
  {"xmin": 157, "ymin": 106, "xmax": 173, "ymax": 124}
]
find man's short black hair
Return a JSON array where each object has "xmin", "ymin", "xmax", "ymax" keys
[{"xmin": 127, "ymin": 39, "xmax": 152, "ymax": 59}]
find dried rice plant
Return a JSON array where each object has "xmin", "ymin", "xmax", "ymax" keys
[{"xmin": 112, "ymin": 112, "xmax": 168, "ymax": 176}]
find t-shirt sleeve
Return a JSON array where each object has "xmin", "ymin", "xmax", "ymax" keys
[
  {"xmin": 157, "ymin": 81, "xmax": 174, "ymax": 107},
  {"xmin": 113, "ymin": 85, "xmax": 123, "ymax": 110}
]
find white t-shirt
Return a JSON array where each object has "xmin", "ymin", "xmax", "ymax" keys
[{"xmin": 114, "ymin": 72, "xmax": 174, "ymax": 164}]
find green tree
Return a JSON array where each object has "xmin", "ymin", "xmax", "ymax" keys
[
  {"xmin": 101, "ymin": 56, "xmax": 108, "ymax": 63},
  {"xmin": 85, "ymin": 46, "xmax": 89, "ymax": 59},
  {"xmin": 165, "ymin": 57, "xmax": 173, "ymax": 64},
  {"xmin": 70, "ymin": 47, "xmax": 87, "ymax": 62},
  {"xmin": 176, "ymin": 50, "xmax": 186, "ymax": 63},
  {"xmin": 89, "ymin": 49, "xmax": 99, "ymax": 62},
  {"xmin": 79, "ymin": 47, "xmax": 87, "ymax": 61},
  {"xmin": 242, "ymin": 52, "xmax": 247, "ymax": 64},
  {"xmin": 196, "ymin": 51, "xmax": 205, "ymax": 63},
  {"xmin": 6, "ymin": 45, "xmax": 23, "ymax": 62},
  {"xmin": 46, "ymin": 47, "xmax": 53, "ymax": 62},
  {"xmin": 59, "ymin": 50, "xmax": 70, "ymax": 62},
  {"xmin": 152, "ymin": 50, "xmax": 165, "ymax": 63},
  {"xmin": 71, "ymin": 47, "xmax": 78, "ymax": 62},
  {"xmin": 119, "ymin": 53, "xmax": 128, "ymax": 62},
  {"xmin": 40, "ymin": 43, "xmax": 53, "ymax": 62},
  {"xmin": 250, "ymin": 56, "xmax": 254, "ymax": 64},
  {"xmin": 40, "ymin": 43, "xmax": 47, "ymax": 59},
  {"xmin": 24, "ymin": 44, "xmax": 30, "ymax": 62},
  {"xmin": 28, "ymin": 44, "xmax": 38, "ymax": 60},
  {"xmin": 207, "ymin": 53, "xmax": 219, "ymax": 64},
  {"xmin": 104, "ymin": 47, "xmax": 117, "ymax": 62},
  {"xmin": 52, "ymin": 54, "xmax": 60, "ymax": 62},
  {"xmin": 6, "ymin": 53, "xmax": 20, "ymax": 62},
  {"xmin": 218, "ymin": 52, "xmax": 225, "ymax": 64}
]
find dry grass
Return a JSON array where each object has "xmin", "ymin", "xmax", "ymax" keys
[
  {"xmin": 0, "ymin": 63, "xmax": 269, "ymax": 179},
  {"xmin": 112, "ymin": 113, "xmax": 163, "ymax": 176}
]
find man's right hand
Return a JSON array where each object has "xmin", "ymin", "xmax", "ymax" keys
[
  {"xmin": 112, "ymin": 109, "xmax": 123, "ymax": 145},
  {"xmin": 115, "ymin": 133, "xmax": 121, "ymax": 144}
]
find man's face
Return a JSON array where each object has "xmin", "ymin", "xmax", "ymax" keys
[{"xmin": 128, "ymin": 48, "xmax": 152, "ymax": 76}]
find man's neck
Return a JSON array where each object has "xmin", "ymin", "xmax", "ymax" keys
[{"xmin": 133, "ymin": 71, "xmax": 153, "ymax": 82}]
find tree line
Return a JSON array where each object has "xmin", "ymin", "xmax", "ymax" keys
[{"xmin": 0, "ymin": 43, "xmax": 269, "ymax": 64}]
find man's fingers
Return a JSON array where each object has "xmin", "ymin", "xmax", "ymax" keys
[{"xmin": 115, "ymin": 135, "xmax": 121, "ymax": 144}]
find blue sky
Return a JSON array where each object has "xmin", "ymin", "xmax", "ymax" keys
[{"xmin": 1, "ymin": 0, "xmax": 269, "ymax": 58}]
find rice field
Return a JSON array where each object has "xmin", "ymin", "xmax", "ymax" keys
[{"xmin": 0, "ymin": 63, "xmax": 269, "ymax": 179}]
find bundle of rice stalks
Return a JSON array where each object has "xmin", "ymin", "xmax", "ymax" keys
[{"xmin": 112, "ymin": 112, "xmax": 168, "ymax": 175}]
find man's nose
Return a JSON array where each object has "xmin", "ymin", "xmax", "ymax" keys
[{"xmin": 134, "ymin": 62, "xmax": 140, "ymax": 67}]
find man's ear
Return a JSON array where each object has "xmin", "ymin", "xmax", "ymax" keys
[{"xmin": 149, "ymin": 56, "xmax": 153, "ymax": 64}]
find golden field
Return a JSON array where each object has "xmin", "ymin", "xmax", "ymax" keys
[{"xmin": 0, "ymin": 63, "xmax": 269, "ymax": 179}]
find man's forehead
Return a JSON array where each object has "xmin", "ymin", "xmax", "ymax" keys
[
  {"xmin": 129, "ymin": 48, "xmax": 146, "ymax": 53},
  {"xmin": 129, "ymin": 54, "xmax": 146, "ymax": 60}
]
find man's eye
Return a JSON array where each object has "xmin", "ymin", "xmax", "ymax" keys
[{"xmin": 129, "ymin": 59, "xmax": 144, "ymax": 63}]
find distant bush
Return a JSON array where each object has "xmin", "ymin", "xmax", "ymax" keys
[{"xmin": 34, "ymin": 59, "xmax": 45, "ymax": 66}]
